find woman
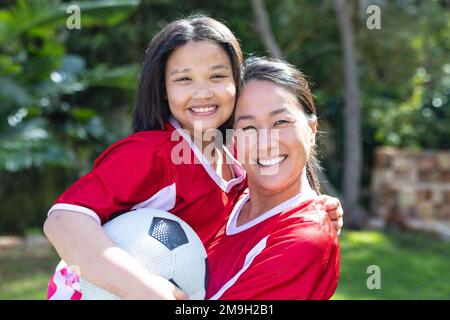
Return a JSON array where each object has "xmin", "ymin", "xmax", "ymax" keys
[{"xmin": 206, "ymin": 57, "xmax": 340, "ymax": 300}]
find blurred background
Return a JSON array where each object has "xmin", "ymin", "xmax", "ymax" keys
[{"xmin": 0, "ymin": 0, "xmax": 449, "ymax": 299}]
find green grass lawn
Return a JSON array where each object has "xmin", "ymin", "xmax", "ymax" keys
[
  {"xmin": 0, "ymin": 244, "xmax": 60, "ymax": 300},
  {"xmin": 333, "ymin": 230, "xmax": 450, "ymax": 300},
  {"xmin": 1, "ymin": 229, "xmax": 449, "ymax": 299}
]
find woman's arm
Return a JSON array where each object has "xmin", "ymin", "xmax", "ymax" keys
[{"xmin": 44, "ymin": 210, "xmax": 186, "ymax": 300}]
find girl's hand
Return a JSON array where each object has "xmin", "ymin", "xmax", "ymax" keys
[
  {"xmin": 122, "ymin": 273, "xmax": 188, "ymax": 300},
  {"xmin": 317, "ymin": 195, "xmax": 344, "ymax": 235}
]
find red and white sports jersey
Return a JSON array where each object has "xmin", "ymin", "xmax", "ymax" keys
[
  {"xmin": 48, "ymin": 117, "xmax": 246, "ymax": 245},
  {"xmin": 205, "ymin": 190, "xmax": 340, "ymax": 300}
]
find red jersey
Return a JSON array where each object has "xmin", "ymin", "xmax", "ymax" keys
[
  {"xmin": 47, "ymin": 117, "xmax": 246, "ymax": 245},
  {"xmin": 206, "ymin": 190, "xmax": 340, "ymax": 300}
]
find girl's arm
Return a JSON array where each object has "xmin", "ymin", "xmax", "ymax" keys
[
  {"xmin": 317, "ymin": 195, "xmax": 344, "ymax": 235},
  {"xmin": 44, "ymin": 210, "xmax": 186, "ymax": 300}
]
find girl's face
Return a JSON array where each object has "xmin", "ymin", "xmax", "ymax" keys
[
  {"xmin": 165, "ymin": 40, "xmax": 236, "ymax": 136},
  {"xmin": 234, "ymin": 80, "xmax": 317, "ymax": 192}
]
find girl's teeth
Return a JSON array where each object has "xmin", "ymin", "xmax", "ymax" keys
[
  {"xmin": 190, "ymin": 105, "xmax": 217, "ymax": 113},
  {"xmin": 258, "ymin": 156, "xmax": 287, "ymax": 166}
]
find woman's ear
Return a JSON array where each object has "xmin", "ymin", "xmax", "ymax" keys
[
  {"xmin": 308, "ymin": 114, "xmax": 318, "ymax": 145},
  {"xmin": 308, "ymin": 114, "xmax": 318, "ymax": 133}
]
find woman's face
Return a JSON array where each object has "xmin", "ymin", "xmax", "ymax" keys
[
  {"xmin": 234, "ymin": 80, "xmax": 317, "ymax": 192},
  {"xmin": 165, "ymin": 40, "xmax": 236, "ymax": 136}
]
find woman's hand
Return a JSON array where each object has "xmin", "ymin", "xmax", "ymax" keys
[{"xmin": 317, "ymin": 195, "xmax": 344, "ymax": 235}]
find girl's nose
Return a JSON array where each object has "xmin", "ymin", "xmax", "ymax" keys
[{"xmin": 192, "ymin": 84, "xmax": 213, "ymax": 100}]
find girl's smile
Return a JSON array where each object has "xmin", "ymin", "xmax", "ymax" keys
[{"xmin": 189, "ymin": 103, "xmax": 219, "ymax": 116}]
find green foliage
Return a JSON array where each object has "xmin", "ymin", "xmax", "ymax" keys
[
  {"xmin": 365, "ymin": 1, "xmax": 450, "ymax": 150},
  {"xmin": 0, "ymin": 0, "xmax": 141, "ymax": 234},
  {"xmin": 370, "ymin": 67, "xmax": 450, "ymax": 149},
  {"xmin": 0, "ymin": 0, "xmax": 141, "ymax": 173},
  {"xmin": 84, "ymin": 64, "xmax": 140, "ymax": 91},
  {"xmin": 0, "ymin": 166, "xmax": 78, "ymax": 234},
  {"xmin": 0, "ymin": 0, "xmax": 140, "ymax": 45}
]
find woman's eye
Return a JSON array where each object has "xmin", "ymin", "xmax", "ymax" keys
[
  {"xmin": 274, "ymin": 119, "xmax": 289, "ymax": 126},
  {"xmin": 242, "ymin": 126, "xmax": 257, "ymax": 131}
]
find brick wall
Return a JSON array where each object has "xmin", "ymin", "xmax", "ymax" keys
[{"xmin": 371, "ymin": 147, "xmax": 450, "ymax": 226}]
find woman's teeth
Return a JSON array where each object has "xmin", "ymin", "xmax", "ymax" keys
[
  {"xmin": 189, "ymin": 105, "xmax": 218, "ymax": 113},
  {"xmin": 257, "ymin": 155, "xmax": 287, "ymax": 167}
]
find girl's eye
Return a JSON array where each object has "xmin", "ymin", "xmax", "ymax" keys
[
  {"xmin": 175, "ymin": 77, "xmax": 191, "ymax": 82},
  {"xmin": 274, "ymin": 119, "xmax": 289, "ymax": 126},
  {"xmin": 211, "ymin": 74, "xmax": 228, "ymax": 80}
]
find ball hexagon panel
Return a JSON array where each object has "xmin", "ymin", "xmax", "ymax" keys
[{"xmin": 148, "ymin": 217, "xmax": 189, "ymax": 250}]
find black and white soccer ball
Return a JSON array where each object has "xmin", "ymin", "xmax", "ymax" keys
[{"xmin": 79, "ymin": 208, "xmax": 208, "ymax": 300}]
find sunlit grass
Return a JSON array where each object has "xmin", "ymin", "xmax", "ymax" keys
[
  {"xmin": 0, "ymin": 274, "xmax": 52, "ymax": 300},
  {"xmin": 332, "ymin": 230, "xmax": 450, "ymax": 300},
  {"xmin": 0, "ymin": 245, "xmax": 59, "ymax": 300}
]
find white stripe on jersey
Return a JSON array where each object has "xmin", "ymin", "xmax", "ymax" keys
[
  {"xmin": 209, "ymin": 235, "xmax": 269, "ymax": 300},
  {"xmin": 226, "ymin": 190, "xmax": 317, "ymax": 235},
  {"xmin": 131, "ymin": 182, "xmax": 176, "ymax": 211},
  {"xmin": 47, "ymin": 204, "xmax": 102, "ymax": 225}
]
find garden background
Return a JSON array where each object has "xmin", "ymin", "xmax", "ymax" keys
[{"xmin": 0, "ymin": 0, "xmax": 449, "ymax": 299}]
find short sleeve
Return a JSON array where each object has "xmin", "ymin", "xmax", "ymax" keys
[
  {"xmin": 215, "ymin": 212, "xmax": 340, "ymax": 300},
  {"xmin": 48, "ymin": 134, "xmax": 173, "ymax": 224}
]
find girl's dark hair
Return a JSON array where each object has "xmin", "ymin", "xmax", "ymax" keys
[
  {"xmin": 240, "ymin": 57, "xmax": 321, "ymax": 194},
  {"xmin": 132, "ymin": 15, "xmax": 243, "ymax": 135}
]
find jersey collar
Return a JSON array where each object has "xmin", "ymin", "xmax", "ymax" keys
[
  {"xmin": 168, "ymin": 116, "xmax": 246, "ymax": 193},
  {"xmin": 226, "ymin": 189, "xmax": 317, "ymax": 235}
]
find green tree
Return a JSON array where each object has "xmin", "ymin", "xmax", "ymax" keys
[
  {"xmin": 0, "ymin": 0, "xmax": 140, "ymax": 234},
  {"xmin": 0, "ymin": 0, "xmax": 140, "ymax": 173}
]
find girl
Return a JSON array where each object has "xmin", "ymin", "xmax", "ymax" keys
[
  {"xmin": 44, "ymin": 15, "xmax": 342, "ymax": 300},
  {"xmin": 206, "ymin": 57, "xmax": 340, "ymax": 300}
]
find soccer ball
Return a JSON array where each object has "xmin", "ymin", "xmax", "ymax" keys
[{"xmin": 79, "ymin": 208, "xmax": 208, "ymax": 300}]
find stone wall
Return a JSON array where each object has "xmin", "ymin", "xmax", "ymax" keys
[{"xmin": 371, "ymin": 147, "xmax": 450, "ymax": 227}]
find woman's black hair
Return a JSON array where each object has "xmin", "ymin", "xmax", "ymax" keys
[
  {"xmin": 132, "ymin": 15, "xmax": 243, "ymax": 136},
  {"xmin": 240, "ymin": 57, "xmax": 321, "ymax": 194}
]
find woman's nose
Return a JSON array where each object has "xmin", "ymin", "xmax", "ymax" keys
[{"xmin": 257, "ymin": 129, "xmax": 280, "ymax": 156}]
